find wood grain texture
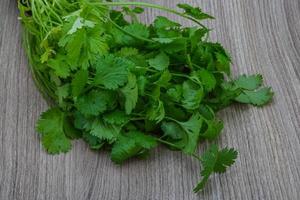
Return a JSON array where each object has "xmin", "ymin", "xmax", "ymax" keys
[{"xmin": 1, "ymin": 0, "xmax": 299, "ymax": 199}]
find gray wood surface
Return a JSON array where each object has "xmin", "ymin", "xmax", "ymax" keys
[{"xmin": 1, "ymin": 0, "xmax": 299, "ymax": 199}]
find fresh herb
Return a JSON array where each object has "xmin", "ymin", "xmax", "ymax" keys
[{"xmin": 18, "ymin": 0, "xmax": 273, "ymax": 192}]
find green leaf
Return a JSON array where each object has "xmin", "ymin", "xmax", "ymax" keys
[
  {"xmin": 67, "ymin": 17, "xmax": 95, "ymax": 35},
  {"xmin": 56, "ymin": 84, "xmax": 70, "ymax": 107},
  {"xmin": 103, "ymin": 110, "xmax": 130, "ymax": 125},
  {"xmin": 146, "ymin": 100, "xmax": 165, "ymax": 123},
  {"xmin": 82, "ymin": 131, "xmax": 105, "ymax": 150},
  {"xmin": 154, "ymin": 16, "xmax": 180, "ymax": 29},
  {"xmin": 177, "ymin": 4, "xmax": 214, "ymax": 20},
  {"xmin": 161, "ymin": 121, "xmax": 187, "ymax": 149},
  {"xmin": 137, "ymin": 76, "xmax": 148, "ymax": 96},
  {"xmin": 154, "ymin": 70, "xmax": 172, "ymax": 87},
  {"xmin": 200, "ymin": 119, "xmax": 224, "ymax": 141},
  {"xmin": 189, "ymin": 27, "xmax": 209, "ymax": 50},
  {"xmin": 63, "ymin": 116, "xmax": 82, "ymax": 139},
  {"xmin": 182, "ymin": 80, "xmax": 204, "ymax": 110},
  {"xmin": 198, "ymin": 105, "xmax": 215, "ymax": 120},
  {"xmin": 59, "ymin": 22, "xmax": 108, "ymax": 69},
  {"xmin": 116, "ymin": 47, "xmax": 139, "ymax": 57},
  {"xmin": 196, "ymin": 70, "xmax": 216, "ymax": 92},
  {"xmin": 148, "ymin": 52, "xmax": 170, "ymax": 71},
  {"xmin": 36, "ymin": 108, "xmax": 71, "ymax": 154},
  {"xmin": 216, "ymin": 52, "xmax": 231, "ymax": 75},
  {"xmin": 94, "ymin": 55, "xmax": 130, "ymax": 90},
  {"xmin": 59, "ymin": 29, "xmax": 85, "ymax": 68},
  {"xmin": 193, "ymin": 145, "xmax": 238, "ymax": 192},
  {"xmin": 167, "ymin": 85, "xmax": 183, "ymax": 103},
  {"xmin": 178, "ymin": 112, "xmax": 203, "ymax": 154},
  {"xmin": 48, "ymin": 54, "xmax": 71, "ymax": 78},
  {"xmin": 71, "ymin": 69, "xmax": 88, "ymax": 97},
  {"xmin": 90, "ymin": 119, "xmax": 121, "ymax": 142},
  {"xmin": 234, "ymin": 74, "xmax": 263, "ymax": 90},
  {"xmin": 160, "ymin": 38, "xmax": 187, "ymax": 53},
  {"xmin": 122, "ymin": 23, "xmax": 150, "ymax": 45},
  {"xmin": 235, "ymin": 87, "xmax": 273, "ymax": 106},
  {"xmin": 75, "ymin": 90, "xmax": 108, "ymax": 116},
  {"xmin": 132, "ymin": 7, "xmax": 144, "ymax": 14},
  {"xmin": 111, "ymin": 131, "xmax": 157, "ymax": 164},
  {"xmin": 73, "ymin": 111, "xmax": 94, "ymax": 130},
  {"xmin": 121, "ymin": 73, "xmax": 138, "ymax": 114}
]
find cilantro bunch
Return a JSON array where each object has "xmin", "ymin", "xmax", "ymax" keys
[{"xmin": 18, "ymin": 0, "xmax": 273, "ymax": 192}]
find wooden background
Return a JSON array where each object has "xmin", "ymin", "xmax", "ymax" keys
[{"xmin": 1, "ymin": 0, "xmax": 299, "ymax": 199}]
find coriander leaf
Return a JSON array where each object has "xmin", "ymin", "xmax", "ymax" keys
[
  {"xmin": 75, "ymin": 90, "xmax": 108, "ymax": 116},
  {"xmin": 234, "ymin": 74, "xmax": 263, "ymax": 90},
  {"xmin": 167, "ymin": 85, "xmax": 183, "ymax": 103},
  {"xmin": 116, "ymin": 47, "xmax": 139, "ymax": 57},
  {"xmin": 73, "ymin": 111, "xmax": 94, "ymax": 130},
  {"xmin": 160, "ymin": 38, "xmax": 187, "ymax": 53},
  {"xmin": 161, "ymin": 121, "xmax": 187, "ymax": 149},
  {"xmin": 56, "ymin": 84, "xmax": 70, "ymax": 107},
  {"xmin": 216, "ymin": 52, "xmax": 231, "ymax": 75},
  {"xmin": 235, "ymin": 87, "xmax": 274, "ymax": 106},
  {"xmin": 68, "ymin": 17, "xmax": 95, "ymax": 35},
  {"xmin": 82, "ymin": 131, "xmax": 105, "ymax": 150},
  {"xmin": 137, "ymin": 76, "xmax": 148, "ymax": 96},
  {"xmin": 193, "ymin": 145, "xmax": 238, "ymax": 192},
  {"xmin": 196, "ymin": 70, "xmax": 216, "ymax": 92},
  {"xmin": 111, "ymin": 131, "xmax": 157, "ymax": 164},
  {"xmin": 90, "ymin": 119, "xmax": 121, "ymax": 142},
  {"xmin": 71, "ymin": 69, "xmax": 88, "ymax": 97},
  {"xmin": 198, "ymin": 105, "xmax": 215, "ymax": 120},
  {"xmin": 177, "ymin": 4, "xmax": 214, "ymax": 20},
  {"xmin": 189, "ymin": 27, "xmax": 209, "ymax": 50},
  {"xmin": 148, "ymin": 52, "xmax": 170, "ymax": 71},
  {"xmin": 178, "ymin": 112, "xmax": 203, "ymax": 154},
  {"xmin": 59, "ymin": 22, "xmax": 108, "ymax": 69},
  {"xmin": 146, "ymin": 100, "xmax": 165, "ymax": 123},
  {"xmin": 200, "ymin": 119, "xmax": 224, "ymax": 141},
  {"xmin": 63, "ymin": 116, "xmax": 82, "ymax": 139},
  {"xmin": 154, "ymin": 16, "xmax": 180, "ymax": 29},
  {"xmin": 36, "ymin": 107, "xmax": 71, "ymax": 154},
  {"xmin": 182, "ymin": 80, "xmax": 204, "ymax": 110},
  {"xmin": 154, "ymin": 70, "xmax": 172, "ymax": 87},
  {"xmin": 88, "ymin": 25, "xmax": 109, "ymax": 56},
  {"xmin": 121, "ymin": 73, "xmax": 138, "ymax": 114},
  {"xmin": 94, "ymin": 55, "xmax": 130, "ymax": 90},
  {"xmin": 123, "ymin": 23, "xmax": 150, "ymax": 45},
  {"xmin": 48, "ymin": 54, "xmax": 71, "ymax": 78},
  {"xmin": 58, "ymin": 28, "xmax": 85, "ymax": 68},
  {"xmin": 103, "ymin": 110, "xmax": 130, "ymax": 125},
  {"xmin": 132, "ymin": 7, "xmax": 144, "ymax": 14}
]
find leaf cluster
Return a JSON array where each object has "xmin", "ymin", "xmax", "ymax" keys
[{"xmin": 18, "ymin": 0, "xmax": 273, "ymax": 193}]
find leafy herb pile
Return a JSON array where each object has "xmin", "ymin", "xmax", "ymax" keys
[{"xmin": 18, "ymin": 0, "xmax": 273, "ymax": 192}]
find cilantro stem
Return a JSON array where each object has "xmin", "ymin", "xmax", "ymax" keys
[
  {"xmin": 131, "ymin": 117, "xmax": 145, "ymax": 121},
  {"xmin": 156, "ymin": 138, "xmax": 180, "ymax": 149},
  {"xmin": 93, "ymin": 2, "xmax": 206, "ymax": 28},
  {"xmin": 171, "ymin": 73, "xmax": 200, "ymax": 85},
  {"xmin": 156, "ymin": 138, "xmax": 202, "ymax": 161},
  {"xmin": 164, "ymin": 116, "xmax": 180, "ymax": 123},
  {"xmin": 135, "ymin": 66, "xmax": 157, "ymax": 73}
]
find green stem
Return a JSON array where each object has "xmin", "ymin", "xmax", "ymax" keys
[
  {"xmin": 156, "ymin": 138, "xmax": 202, "ymax": 161},
  {"xmin": 156, "ymin": 138, "xmax": 180, "ymax": 149},
  {"xmin": 93, "ymin": 1, "xmax": 206, "ymax": 28},
  {"xmin": 135, "ymin": 66, "xmax": 157, "ymax": 73}
]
